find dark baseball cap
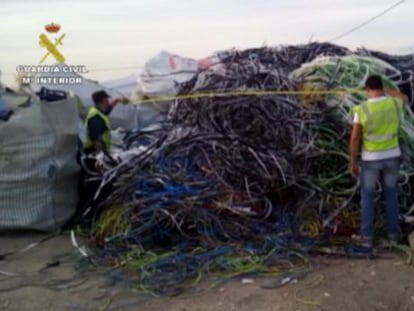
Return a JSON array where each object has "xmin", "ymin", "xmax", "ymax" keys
[{"xmin": 92, "ymin": 90, "xmax": 110, "ymax": 104}]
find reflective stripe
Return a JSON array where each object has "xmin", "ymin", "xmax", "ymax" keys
[{"xmin": 366, "ymin": 133, "xmax": 397, "ymax": 142}]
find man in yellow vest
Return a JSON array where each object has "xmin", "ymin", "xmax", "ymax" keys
[
  {"xmin": 84, "ymin": 90, "xmax": 122, "ymax": 153},
  {"xmin": 75, "ymin": 90, "xmax": 124, "ymax": 221},
  {"xmin": 349, "ymin": 74, "xmax": 409, "ymax": 248}
]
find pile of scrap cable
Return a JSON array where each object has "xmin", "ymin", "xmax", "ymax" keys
[{"xmin": 75, "ymin": 42, "xmax": 414, "ymax": 296}]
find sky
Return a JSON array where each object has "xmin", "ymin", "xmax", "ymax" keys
[{"xmin": 1, "ymin": 0, "xmax": 413, "ymax": 86}]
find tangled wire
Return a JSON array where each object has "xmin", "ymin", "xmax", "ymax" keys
[{"xmin": 78, "ymin": 42, "xmax": 414, "ymax": 296}]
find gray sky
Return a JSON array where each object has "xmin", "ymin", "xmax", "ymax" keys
[{"xmin": 1, "ymin": 0, "xmax": 413, "ymax": 85}]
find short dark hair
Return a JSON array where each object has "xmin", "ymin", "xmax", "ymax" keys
[
  {"xmin": 364, "ymin": 75, "xmax": 383, "ymax": 90},
  {"xmin": 92, "ymin": 90, "xmax": 110, "ymax": 105}
]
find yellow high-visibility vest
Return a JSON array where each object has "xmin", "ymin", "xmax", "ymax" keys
[
  {"xmin": 353, "ymin": 97, "xmax": 402, "ymax": 152},
  {"xmin": 84, "ymin": 106, "xmax": 111, "ymax": 150}
]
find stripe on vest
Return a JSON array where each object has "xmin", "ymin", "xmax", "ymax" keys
[{"xmin": 366, "ymin": 133, "xmax": 397, "ymax": 142}]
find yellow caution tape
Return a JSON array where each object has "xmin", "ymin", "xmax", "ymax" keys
[{"xmin": 137, "ymin": 89, "xmax": 364, "ymax": 104}]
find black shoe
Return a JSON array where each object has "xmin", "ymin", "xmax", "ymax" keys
[
  {"xmin": 344, "ymin": 242, "xmax": 374, "ymax": 258},
  {"xmin": 0, "ymin": 110, "xmax": 13, "ymax": 121}
]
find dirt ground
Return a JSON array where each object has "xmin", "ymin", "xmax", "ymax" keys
[{"xmin": 0, "ymin": 233, "xmax": 414, "ymax": 311}]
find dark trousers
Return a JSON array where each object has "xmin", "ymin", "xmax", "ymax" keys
[{"xmin": 73, "ymin": 150, "xmax": 113, "ymax": 225}]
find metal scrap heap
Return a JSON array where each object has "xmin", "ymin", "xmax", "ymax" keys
[{"xmin": 80, "ymin": 42, "xmax": 414, "ymax": 296}]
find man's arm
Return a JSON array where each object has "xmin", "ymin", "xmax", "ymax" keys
[
  {"xmin": 384, "ymin": 88, "xmax": 409, "ymax": 103},
  {"xmin": 110, "ymin": 98, "xmax": 126, "ymax": 106},
  {"xmin": 349, "ymin": 112, "xmax": 362, "ymax": 178},
  {"xmin": 350, "ymin": 123, "xmax": 362, "ymax": 163},
  {"xmin": 104, "ymin": 97, "xmax": 128, "ymax": 115}
]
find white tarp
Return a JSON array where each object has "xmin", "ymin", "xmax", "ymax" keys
[
  {"xmin": 0, "ymin": 92, "xmax": 80, "ymax": 231},
  {"xmin": 133, "ymin": 51, "xmax": 222, "ymax": 113},
  {"xmin": 137, "ymin": 50, "xmax": 199, "ymax": 98}
]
